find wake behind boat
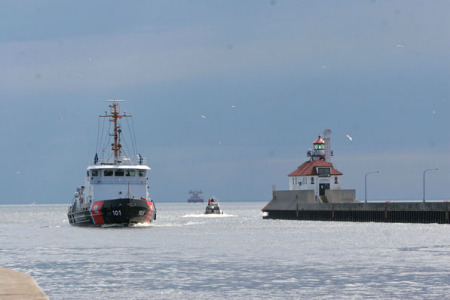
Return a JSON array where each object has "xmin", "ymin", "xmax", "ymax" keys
[{"xmin": 67, "ymin": 100, "xmax": 156, "ymax": 226}]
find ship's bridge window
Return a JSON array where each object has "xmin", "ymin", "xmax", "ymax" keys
[
  {"xmin": 138, "ymin": 170, "xmax": 146, "ymax": 177},
  {"xmin": 125, "ymin": 169, "xmax": 136, "ymax": 177},
  {"xmin": 92, "ymin": 170, "xmax": 99, "ymax": 177},
  {"xmin": 115, "ymin": 169, "xmax": 125, "ymax": 176},
  {"xmin": 104, "ymin": 170, "xmax": 113, "ymax": 176}
]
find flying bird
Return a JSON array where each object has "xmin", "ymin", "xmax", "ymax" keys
[
  {"xmin": 200, "ymin": 115, "xmax": 206, "ymax": 119},
  {"xmin": 346, "ymin": 134, "xmax": 353, "ymax": 142}
]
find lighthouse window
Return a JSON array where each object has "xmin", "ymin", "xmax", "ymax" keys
[
  {"xmin": 138, "ymin": 170, "xmax": 146, "ymax": 177},
  {"xmin": 314, "ymin": 144, "xmax": 324, "ymax": 150},
  {"xmin": 104, "ymin": 170, "xmax": 113, "ymax": 176},
  {"xmin": 303, "ymin": 177, "xmax": 307, "ymax": 184},
  {"xmin": 125, "ymin": 169, "xmax": 136, "ymax": 177},
  {"xmin": 335, "ymin": 177, "xmax": 338, "ymax": 184},
  {"xmin": 115, "ymin": 170, "xmax": 125, "ymax": 176},
  {"xmin": 318, "ymin": 168, "xmax": 331, "ymax": 177},
  {"xmin": 311, "ymin": 177, "xmax": 314, "ymax": 184}
]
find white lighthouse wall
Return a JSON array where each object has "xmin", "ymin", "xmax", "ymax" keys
[{"xmin": 289, "ymin": 175, "xmax": 342, "ymax": 196}]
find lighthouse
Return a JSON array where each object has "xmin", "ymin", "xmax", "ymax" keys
[
  {"xmin": 262, "ymin": 128, "xmax": 356, "ymax": 217},
  {"xmin": 288, "ymin": 131, "xmax": 344, "ymax": 201},
  {"xmin": 263, "ymin": 128, "xmax": 446, "ymax": 222}
]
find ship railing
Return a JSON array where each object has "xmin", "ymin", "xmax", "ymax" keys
[{"xmin": 96, "ymin": 155, "xmax": 148, "ymax": 166}]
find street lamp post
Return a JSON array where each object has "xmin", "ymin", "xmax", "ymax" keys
[
  {"xmin": 423, "ymin": 168, "xmax": 439, "ymax": 203},
  {"xmin": 365, "ymin": 171, "xmax": 380, "ymax": 204}
]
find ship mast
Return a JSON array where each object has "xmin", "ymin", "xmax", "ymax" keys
[{"xmin": 100, "ymin": 100, "xmax": 131, "ymax": 164}]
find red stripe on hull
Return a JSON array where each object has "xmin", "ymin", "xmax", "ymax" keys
[
  {"xmin": 90, "ymin": 201, "xmax": 105, "ymax": 224},
  {"xmin": 145, "ymin": 200, "xmax": 154, "ymax": 222}
]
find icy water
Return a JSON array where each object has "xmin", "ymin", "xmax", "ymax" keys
[{"xmin": 0, "ymin": 202, "xmax": 449, "ymax": 299}]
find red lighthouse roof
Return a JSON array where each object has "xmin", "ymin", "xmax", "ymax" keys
[
  {"xmin": 314, "ymin": 135, "xmax": 325, "ymax": 144},
  {"xmin": 288, "ymin": 160, "xmax": 343, "ymax": 177}
]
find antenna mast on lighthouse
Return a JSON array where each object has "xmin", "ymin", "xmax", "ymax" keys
[
  {"xmin": 100, "ymin": 100, "xmax": 131, "ymax": 164},
  {"xmin": 324, "ymin": 129, "xmax": 332, "ymax": 162}
]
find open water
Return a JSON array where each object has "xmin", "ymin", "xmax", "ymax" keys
[{"xmin": 0, "ymin": 202, "xmax": 449, "ymax": 299}]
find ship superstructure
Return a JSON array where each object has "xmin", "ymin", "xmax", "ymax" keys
[
  {"xmin": 188, "ymin": 190, "xmax": 204, "ymax": 203},
  {"xmin": 68, "ymin": 101, "xmax": 156, "ymax": 226}
]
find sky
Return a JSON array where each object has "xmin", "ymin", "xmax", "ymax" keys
[{"xmin": 1, "ymin": 0, "xmax": 450, "ymax": 204}]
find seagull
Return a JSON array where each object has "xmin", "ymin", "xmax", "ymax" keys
[
  {"xmin": 346, "ymin": 134, "xmax": 353, "ymax": 142},
  {"xmin": 231, "ymin": 105, "xmax": 236, "ymax": 109},
  {"xmin": 201, "ymin": 115, "xmax": 206, "ymax": 119},
  {"xmin": 396, "ymin": 44, "xmax": 405, "ymax": 48}
]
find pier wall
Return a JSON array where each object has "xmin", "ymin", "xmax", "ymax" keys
[
  {"xmin": 263, "ymin": 190, "xmax": 315, "ymax": 211},
  {"xmin": 0, "ymin": 267, "xmax": 48, "ymax": 299},
  {"xmin": 325, "ymin": 189, "xmax": 357, "ymax": 203},
  {"xmin": 263, "ymin": 202, "xmax": 450, "ymax": 224},
  {"xmin": 263, "ymin": 189, "xmax": 357, "ymax": 212}
]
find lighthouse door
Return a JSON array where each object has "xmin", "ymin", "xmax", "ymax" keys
[{"xmin": 319, "ymin": 183, "xmax": 330, "ymax": 196}]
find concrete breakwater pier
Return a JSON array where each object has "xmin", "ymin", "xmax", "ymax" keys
[
  {"xmin": 0, "ymin": 267, "xmax": 48, "ymax": 299},
  {"xmin": 263, "ymin": 201, "xmax": 450, "ymax": 224},
  {"xmin": 263, "ymin": 130, "xmax": 449, "ymax": 224}
]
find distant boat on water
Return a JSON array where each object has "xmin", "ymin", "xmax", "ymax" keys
[{"xmin": 188, "ymin": 190, "xmax": 204, "ymax": 203}]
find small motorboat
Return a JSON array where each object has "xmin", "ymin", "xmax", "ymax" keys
[{"xmin": 205, "ymin": 197, "xmax": 222, "ymax": 214}]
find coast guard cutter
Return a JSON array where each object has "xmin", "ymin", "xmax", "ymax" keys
[{"xmin": 67, "ymin": 100, "xmax": 156, "ymax": 226}]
